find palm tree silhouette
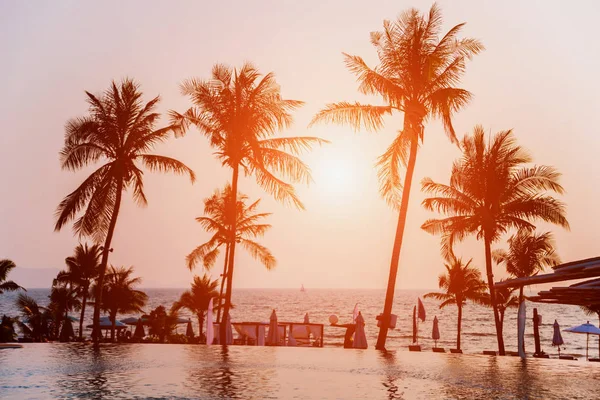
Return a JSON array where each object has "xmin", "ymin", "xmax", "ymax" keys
[
  {"xmin": 171, "ymin": 63, "xmax": 325, "ymax": 343},
  {"xmin": 187, "ymin": 184, "xmax": 275, "ymax": 320},
  {"xmin": 95, "ymin": 265, "xmax": 148, "ymax": 341},
  {"xmin": 493, "ymin": 229, "xmax": 560, "ymax": 303},
  {"xmin": 310, "ymin": 4, "xmax": 483, "ymax": 349},
  {"xmin": 55, "ymin": 243, "xmax": 102, "ymax": 339},
  {"xmin": 48, "ymin": 282, "xmax": 80, "ymax": 340},
  {"xmin": 0, "ymin": 259, "xmax": 23, "ymax": 294},
  {"xmin": 424, "ymin": 252, "xmax": 487, "ymax": 351},
  {"xmin": 421, "ymin": 126, "xmax": 569, "ymax": 354},
  {"xmin": 171, "ymin": 274, "xmax": 219, "ymax": 341},
  {"xmin": 54, "ymin": 79, "xmax": 195, "ymax": 342},
  {"xmin": 493, "ymin": 285, "xmax": 519, "ymax": 337},
  {"xmin": 15, "ymin": 294, "xmax": 51, "ymax": 341}
]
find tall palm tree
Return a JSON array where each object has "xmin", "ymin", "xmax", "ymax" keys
[
  {"xmin": 54, "ymin": 79, "xmax": 195, "ymax": 342},
  {"xmin": 55, "ymin": 243, "xmax": 102, "ymax": 339},
  {"xmin": 171, "ymin": 63, "xmax": 325, "ymax": 343},
  {"xmin": 96, "ymin": 266, "xmax": 148, "ymax": 341},
  {"xmin": 421, "ymin": 126, "xmax": 569, "ymax": 354},
  {"xmin": 310, "ymin": 4, "xmax": 483, "ymax": 349},
  {"xmin": 171, "ymin": 274, "xmax": 220, "ymax": 341},
  {"xmin": 424, "ymin": 253, "xmax": 487, "ymax": 351},
  {"xmin": 187, "ymin": 184, "xmax": 275, "ymax": 320},
  {"xmin": 0, "ymin": 259, "xmax": 23, "ymax": 294},
  {"xmin": 147, "ymin": 305, "xmax": 179, "ymax": 343},
  {"xmin": 493, "ymin": 229, "xmax": 560, "ymax": 303},
  {"xmin": 15, "ymin": 293, "xmax": 51, "ymax": 341}
]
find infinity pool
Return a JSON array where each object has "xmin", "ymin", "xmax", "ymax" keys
[{"xmin": 1, "ymin": 343, "xmax": 599, "ymax": 399}]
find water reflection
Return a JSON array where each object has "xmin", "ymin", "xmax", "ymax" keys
[{"xmin": 379, "ymin": 351, "xmax": 404, "ymax": 400}]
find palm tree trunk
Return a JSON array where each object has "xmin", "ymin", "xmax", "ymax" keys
[
  {"xmin": 375, "ymin": 133, "xmax": 419, "ymax": 350},
  {"xmin": 457, "ymin": 304, "xmax": 462, "ymax": 351},
  {"xmin": 216, "ymin": 243, "xmax": 230, "ymax": 324},
  {"xmin": 518, "ymin": 286, "xmax": 525, "ymax": 354},
  {"xmin": 93, "ymin": 178, "xmax": 123, "ymax": 345},
  {"xmin": 484, "ymin": 235, "xmax": 505, "ymax": 355},
  {"xmin": 79, "ymin": 289, "xmax": 87, "ymax": 340},
  {"xmin": 221, "ymin": 165, "xmax": 239, "ymax": 345}
]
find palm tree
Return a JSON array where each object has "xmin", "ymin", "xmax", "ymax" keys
[
  {"xmin": 171, "ymin": 274, "xmax": 220, "ymax": 341},
  {"xmin": 493, "ymin": 286, "xmax": 519, "ymax": 336},
  {"xmin": 424, "ymin": 252, "xmax": 487, "ymax": 351},
  {"xmin": 310, "ymin": 4, "xmax": 483, "ymax": 349},
  {"xmin": 0, "ymin": 259, "xmax": 23, "ymax": 294},
  {"xmin": 187, "ymin": 185, "xmax": 275, "ymax": 320},
  {"xmin": 493, "ymin": 229, "xmax": 560, "ymax": 303},
  {"xmin": 54, "ymin": 79, "xmax": 195, "ymax": 343},
  {"xmin": 146, "ymin": 305, "xmax": 179, "ymax": 343},
  {"xmin": 171, "ymin": 63, "xmax": 325, "ymax": 343},
  {"xmin": 96, "ymin": 266, "xmax": 148, "ymax": 341},
  {"xmin": 48, "ymin": 283, "xmax": 80, "ymax": 340},
  {"xmin": 15, "ymin": 293, "xmax": 51, "ymax": 341},
  {"xmin": 55, "ymin": 243, "xmax": 102, "ymax": 339},
  {"xmin": 421, "ymin": 126, "xmax": 569, "ymax": 354}
]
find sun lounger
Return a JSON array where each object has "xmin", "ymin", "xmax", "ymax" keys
[
  {"xmin": 450, "ymin": 349, "xmax": 462, "ymax": 354},
  {"xmin": 432, "ymin": 347, "xmax": 445, "ymax": 353},
  {"xmin": 483, "ymin": 350, "xmax": 497, "ymax": 356},
  {"xmin": 559, "ymin": 355, "xmax": 577, "ymax": 360},
  {"xmin": 409, "ymin": 345, "xmax": 421, "ymax": 351}
]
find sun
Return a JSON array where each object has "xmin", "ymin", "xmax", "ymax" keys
[{"xmin": 312, "ymin": 154, "xmax": 361, "ymax": 196}]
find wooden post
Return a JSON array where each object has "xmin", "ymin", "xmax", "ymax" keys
[
  {"xmin": 321, "ymin": 325, "xmax": 324, "ymax": 347},
  {"xmin": 533, "ymin": 308, "xmax": 541, "ymax": 355}
]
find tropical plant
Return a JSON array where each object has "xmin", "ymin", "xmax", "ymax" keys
[
  {"xmin": 310, "ymin": 4, "xmax": 483, "ymax": 350},
  {"xmin": 48, "ymin": 283, "xmax": 81, "ymax": 339},
  {"xmin": 493, "ymin": 229, "xmax": 560, "ymax": 303},
  {"xmin": 187, "ymin": 185, "xmax": 275, "ymax": 320},
  {"xmin": 54, "ymin": 79, "xmax": 195, "ymax": 342},
  {"xmin": 15, "ymin": 293, "xmax": 51, "ymax": 341},
  {"xmin": 171, "ymin": 63, "xmax": 325, "ymax": 343},
  {"xmin": 146, "ymin": 305, "xmax": 178, "ymax": 343},
  {"xmin": 55, "ymin": 243, "xmax": 102, "ymax": 339},
  {"xmin": 171, "ymin": 274, "xmax": 220, "ymax": 341},
  {"xmin": 0, "ymin": 315, "xmax": 18, "ymax": 342},
  {"xmin": 421, "ymin": 126, "xmax": 569, "ymax": 354},
  {"xmin": 0, "ymin": 259, "xmax": 24, "ymax": 294},
  {"xmin": 492, "ymin": 286, "xmax": 519, "ymax": 336},
  {"xmin": 424, "ymin": 253, "xmax": 487, "ymax": 350},
  {"xmin": 95, "ymin": 266, "xmax": 147, "ymax": 341}
]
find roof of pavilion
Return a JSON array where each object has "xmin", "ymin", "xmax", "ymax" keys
[{"xmin": 494, "ymin": 256, "xmax": 600, "ymax": 307}]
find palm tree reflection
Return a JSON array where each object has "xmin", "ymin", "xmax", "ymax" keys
[{"xmin": 379, "ymin": 351, "xmax": 404, "ymax": 400}]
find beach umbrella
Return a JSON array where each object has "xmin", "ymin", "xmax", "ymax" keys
[
  {"xmin": 517, "ymin": 301, "xmax": 526, "ymax": 358},
  {"xmin": 206, "ymin": 298, "xmax": 214, "ymax": 346},
  {"xmin": 266, "ymin": 309, "xmax": 280, "ymax": 346},
  {"xmin": 552, "ymin": 320, "xmax": 564, "ymax": 356},
  {"xmin": 225, "ymin": 314, "xmax": 233, "ymax": 345},
  {"xmin": 66, "ymin": 315, "xmax": 79, "ymax": 322},
  {"xmin": 176, "ymin": 317, "xmax": 190, "ymax": 324},
  {"xmin": 564, "ymin": 321, "xmax": 600, "ymax": 360},
  {"xmin": 134, "ymin": 319, "xmax": 145, "ymax": 338},
  {"xmin": 304, "ymin": 313, "xmax": 309, "ymax": 323},
  {"xmin": 353, "ymin": 312, "xmax": 368, "ymax": 349},
  {"xmin": 412, "ymin": 306, "xmax": 417, "ymax": 344},
  {"xmin": 432, "ymin": 316, "xmax": 440, "ymax": 347},
  {"xmin": 120, "ymin": 317, "xmax": 140, "ymax": 326},
  {"xmin": 186, "ymin": 320, "xmax": 194, "ymax": 338},
  {"xmin": 417, "ymin": 298, "xmax": 426, "ymax": 322}
]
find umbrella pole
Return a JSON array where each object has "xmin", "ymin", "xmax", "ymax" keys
[{"xmin": 586, "ymin": 334, "xmax": 589, "ymax": 360}]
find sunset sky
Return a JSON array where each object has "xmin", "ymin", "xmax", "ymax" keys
[{"xmin": 1, "ymin": 1, "xmax": 599, "ymax": 290}]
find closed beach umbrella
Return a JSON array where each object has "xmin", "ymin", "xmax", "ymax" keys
[
  {"xmin": 432, "ymin": 316, "xmax": 440, "ymax": 347},
  {"xmin": 564, "ymin": 321, "xmax": 600, "ymax": 360},
  {"xmin": 60, "ymin": 318, "xmax": 75, "ymax": 342},
  {"xmin": 304, "ymin": 313, "xmax": 309, "ymax": 323},
  {"xmin": 134, "ymin": 319, "xmax": 145, "ymax": 338},
  {"xmin": 412, "ymin": 305, "xmax": 417, "ymax": 344},
  {"xmin": 417, "ymin": 298, "xmax": 426, "ymax": 322},
  {"xmin": 225, "ymin": 314, "xmax": 233, "ymax": 345},
  {"xmin": 206, "ymin": 298, "xmax": 214, "ymax": 346},
  {"xmin": 352, "ymin": 303, "xmax": 359, "ymax": 323},
  {"xmin": 267, "ymin": 309, "xmax": 280, "ymax": 346},
  {"xmin": 552, "ymin": 320, "xmax": 564, "ymax": 356},
  {"xmin": 353, "ymin": 312, "xmax": 368, "ymax": 349},
  {"xmin": 186, "ymin": 320, "xmax": 194, "ymax": 338},
  {"xmin": 120, "ymin": 317, "xmax": 140, "ymax": 326},
  {"xmin": 518, "ymin": 301, "xmax": 526, "ymax": 358}
]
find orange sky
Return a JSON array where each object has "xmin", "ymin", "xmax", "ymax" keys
[{"xmin": 1, "ymin": 1, "xmax": 599, "ymax": 290}]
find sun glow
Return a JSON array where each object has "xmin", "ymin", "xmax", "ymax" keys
[{"xmin": 312, "ymin": 152, "xmax": 366, "ymax": 197}]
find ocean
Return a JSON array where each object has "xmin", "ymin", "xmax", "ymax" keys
[{"xmin": 0, "ymin": 288, "xmax": 597, "ymax": 357}]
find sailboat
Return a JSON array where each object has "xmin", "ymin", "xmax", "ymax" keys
[{"xmin": 300, "ymin": 284, "xmax": 306, "ymax": 292}]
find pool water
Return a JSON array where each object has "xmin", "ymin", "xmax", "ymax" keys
[{"xmin": 1, "ymin": 343, "xmax": 599, "ymax": 399}]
